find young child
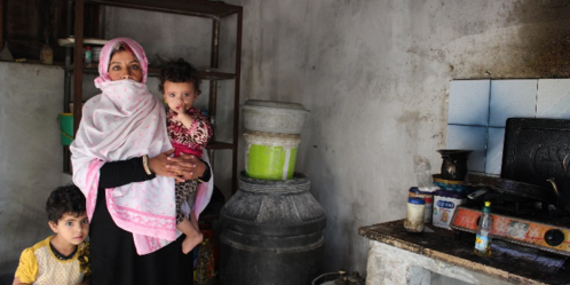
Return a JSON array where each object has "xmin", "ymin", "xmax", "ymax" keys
[
  {"xmin": 159, "ymin": 58, "xmax": 213, "ymax": 254},
  {"xmin": 13, "ymin": 185, "xmax": 90, "ymax": 285}
]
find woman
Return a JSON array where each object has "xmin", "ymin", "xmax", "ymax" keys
[{"xmin": 70, "ymin": 37, "xmax": 213, "ymax": 285}]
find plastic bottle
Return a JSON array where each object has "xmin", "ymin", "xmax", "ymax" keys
[
  {"xmin": 85, "ymin": 46, "xmax": 92, "ymax": 64},
  {"xmin": 195, "ymin": 239, "xmax": 214, "ymax": 284},
  {"xmin": 474, "ymin": 201, "xmax": 493, "ymax": 256}
]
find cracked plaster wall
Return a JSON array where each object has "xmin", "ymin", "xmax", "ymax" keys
[
  {"xmin": 0, "ymin": 63, "xmax": 65, "ymax": 275},
  {"xmin": 104, "ymin": 0, "xmax": 570, "ymax": 276},
  {"xmin": 2, "ymin": 0, "xmax": 568, "ymax": 280},
  {"xmin": 235, "ymin": 0, "xmax": 570, "ymax": 275}
]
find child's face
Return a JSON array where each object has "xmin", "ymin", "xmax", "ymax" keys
[
  {"xmin": 108, "ymin": 50, "xmax": 143, "ymax": 82},
  {"xmin": 163, "ymin": 81, "xmax": 198, "ymax": 113},
  {"xmin": 48, "ymin": 212, "xmax": 89, "ymax": 246}
]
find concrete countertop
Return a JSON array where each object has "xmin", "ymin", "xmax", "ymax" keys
[{"xmin": 359, "ymin": 220, "xmax": 570, "ymax": 285}]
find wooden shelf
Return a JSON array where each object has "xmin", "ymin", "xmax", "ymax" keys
[
  {"xmin": 58, "ymin": 37, "xmax": 108, "ymax": 47},
  {"xmin": 148, "ymin": 68, "xmax": 236, "ymax": 80},
  {"xmin": 65, "ymin": 0, "xmax": 243, "ymax": 193},
  {"xmin": 206, "ymin": 141, "xmax": 233, "ymax": 150},
  {"xmin": 83, "ymin": 0, "xmax": 242, "ymax": 18},
  {"xmin": 74, "ymin": 64, "xmax": 236, "ymax": 80},
  {"xmin": 0, "ymin": 59, "xmax": 65, "ymax": 67}
]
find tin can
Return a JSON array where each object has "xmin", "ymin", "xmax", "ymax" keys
[
  {"xmin": 432, "ymin": 190, "xmax": 466, "ymax": 229},
  {"xmin": 408, "ymin": 187, "xmax": 434, "ymax": 223}
]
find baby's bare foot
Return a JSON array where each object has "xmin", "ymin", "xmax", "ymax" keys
[{"xmin": 182, "ymin": 232, "xmax": 203, "ymax": 254}]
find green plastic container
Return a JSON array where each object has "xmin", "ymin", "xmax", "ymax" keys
[
  {"xmin": 244, "ymin": 132, "xmax": 301, "ymax": 180},
  {"xmin": 58, "ymin": 113, "xmax": 74, "ymax": 145}
]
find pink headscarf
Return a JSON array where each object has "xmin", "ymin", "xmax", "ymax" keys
[
  {"xmin": 95, "ymin": 37, "xmax": 149, "ymax": 84},
  {"xmin": 71, "ymin": 38, "xmax": 177, "ymax": 255}
]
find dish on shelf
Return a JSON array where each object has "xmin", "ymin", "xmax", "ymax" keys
[{"xmin": 58, "ymin": 37, "xmax": 109, "ymax": 47}]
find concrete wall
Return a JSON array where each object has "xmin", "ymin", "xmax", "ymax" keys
[
  {"xmin": 103, "ymin": 0, "xmax": 570, "ymax": 276},
  {"xmin": 1, "ymin": 0, "xmax": 569, "ymax": 280},
  {"xmin": 0, "ymin": 62, "xmax": 65, "ymax": 274},
  {"xmin": 231, "ymin": 0, "xmax": 570, "ymax": 275}
]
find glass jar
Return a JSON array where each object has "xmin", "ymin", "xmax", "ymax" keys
[
  {"xmin": 40, "ymin": 43, "xmax": 54, "ymax": 65},
  {"xmin": 404, "ymin": 197, "xmax": 426, "ymax": 233}
]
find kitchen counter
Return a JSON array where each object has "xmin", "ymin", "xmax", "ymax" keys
[{"xmin": 359, "ymin": 220, "xmax": 570, "ymax": 285}]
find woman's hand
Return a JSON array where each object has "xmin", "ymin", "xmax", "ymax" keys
[
  {"xmin": 167, "ymin": 153, "xmax": 207, "ymax": 183},
  {"xmin": 148, "ymin": 149, "xmax": 177, "ymax": 177}
]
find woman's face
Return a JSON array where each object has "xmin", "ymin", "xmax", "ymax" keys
[{"xmin": 108, "ymin": 50, "xmax": 143, "ymax": 82}]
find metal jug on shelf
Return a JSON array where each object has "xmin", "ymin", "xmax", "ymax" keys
[
  {"xmin": 437, "ymin": 149, "xmax": 472, "ymax": 181},
  {"xmin": 0, "ymin": 40, "xmax": 14, "ymax": 61}
]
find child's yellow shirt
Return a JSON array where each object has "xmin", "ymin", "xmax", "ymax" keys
[{"xmin": 14, "ymin": 236, "xmax": 86, "ymax": 285}]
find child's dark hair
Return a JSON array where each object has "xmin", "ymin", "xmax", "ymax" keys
[
  {"xmin": 46, "ymin": 185, "xmax": 86, "ymax": 224},
  {"xmin": 158, "ymin": 58, "xmax": 202, "ymax": 95}
]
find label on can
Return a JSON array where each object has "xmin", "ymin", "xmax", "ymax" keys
[
  {"xmin": 409, "ymin": 187, "xmax": 433, "ymax": 223},
  {"xmin": 432, "ymin": 190, "xmax": 466, "ymax": 229}
]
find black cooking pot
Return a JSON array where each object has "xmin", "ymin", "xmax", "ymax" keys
[{"xmin": 437, "ymin": 149, "xmax": 472, "ymax": 181}]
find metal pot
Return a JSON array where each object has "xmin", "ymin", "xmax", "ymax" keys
[{"xmin": 437, "ymin": 149, "xmax": 472, "ymax": 181}]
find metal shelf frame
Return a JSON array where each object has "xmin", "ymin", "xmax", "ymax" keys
[{"xmin": 65, "ymin": 0, "xmax": 242, "ymax": 193}]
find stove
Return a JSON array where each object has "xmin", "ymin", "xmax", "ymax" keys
[{"xmin": 450, "ymin": 118, "xmax": 570, "ymax": 257}]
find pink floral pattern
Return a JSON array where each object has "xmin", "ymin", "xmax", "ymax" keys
[
  {"xmin": 71, "ymin": 38, "xmax": 181, "ymax": 255},
  {"xmin": 166, "ymin": 107, "xmax": 212, "ymax": 157}
]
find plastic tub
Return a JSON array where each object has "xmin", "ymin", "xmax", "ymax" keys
[
  {"xmin": 58, "ymin": 113, "xmax": 74, "ymax": 145},
  {"xmin": 244, "ymin": 131, "xmax": 300, "ymax": 180},
  {"xmin": 242, "ymin": 100, "xmax": 309, "ymax": 135}
]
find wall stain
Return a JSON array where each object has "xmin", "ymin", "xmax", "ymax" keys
[{"xmin": 511, "ymin": 0, "xmax": 570, "ymax": 77}]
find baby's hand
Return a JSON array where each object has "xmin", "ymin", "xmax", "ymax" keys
[{"xmin": 174, "ymin": 104, "xmax": 191, "ymax": 121}]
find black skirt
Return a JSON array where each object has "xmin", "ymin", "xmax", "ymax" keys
[{"xmin": 90, "ymin": 188, "xmax": 193, "ymax": 285}]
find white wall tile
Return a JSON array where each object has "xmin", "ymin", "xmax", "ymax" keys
[
  {"xmin": 485, "ymin": 127, "xmax": 505, "ymax": 175},
  {"xmin": 446, "ymin": 125, "xmax": 487, "ymax": 173},
  {"xmin": 537, "ymin": 79, "xmax": 570, "ymax": 119},
  {"xmin": 489, "ymin": 80, "xmax": 537, "ymax": 127},
  {"xmin": 448, "ymin": 80, "xmax": 490, "ymax": 126}
]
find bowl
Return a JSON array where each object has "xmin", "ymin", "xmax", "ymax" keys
[
  {"xmin": 433, "ymin": 174, "xmax": 468, "ymax": 193},
  {"xmin": 242, "ymin": 100, "xmax": 309, "ymax": 135}
]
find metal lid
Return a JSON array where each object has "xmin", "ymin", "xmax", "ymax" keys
[
  {"xmin": 483, "ymin": 201, "xmax": 492, "ymax": 213},
  {"xmin": 409, "ymin": 187, "xmax": 434, "ymax": 195},
  {"xmin": 243, "ymin": 100, "xmax": 308, "ymax": 111},
  {"xmin": 408, "ymin": 197, "xmax": 425, "ymax": 205},
  {"xmin": 434, "ymin": 189, "xmax": 465, "ymax": 199}
]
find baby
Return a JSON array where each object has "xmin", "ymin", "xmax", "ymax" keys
[{"xmin": 159, "ymin": 58, "xmax": 212, "ymax": 254}]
